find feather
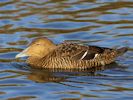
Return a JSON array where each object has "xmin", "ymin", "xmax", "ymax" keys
[{"xmin": 15, "ymin": 37, "xmax": 128, "ymax": 69}]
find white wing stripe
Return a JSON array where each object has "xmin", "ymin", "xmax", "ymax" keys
[
  {"xmin": 94, "ymin": 54, "xmax": 98, "ymax": 58},
  {"xmin": 81, "ymin": 51, "xmax": 88, "ymax": 60}
]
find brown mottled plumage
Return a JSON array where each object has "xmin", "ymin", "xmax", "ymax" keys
[{"xmin": 15, "ymin": 37, "xmax": 128, "ymax": 69}]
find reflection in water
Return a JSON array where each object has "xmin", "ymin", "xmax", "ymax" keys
[
  {"xmin": 12, "ymin": 62, "xmax": 127, "ymax": 83},
  {"xmin": 0, "ymin": 0, "xmax": 133, "ymax": 100}
]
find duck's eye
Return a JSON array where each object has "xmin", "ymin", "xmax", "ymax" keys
[{"xmin": 36, "ymin": 43, "xmax": 41, "ymax": 45}]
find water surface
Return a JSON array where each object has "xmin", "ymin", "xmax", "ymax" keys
[{"xmin": 0, "ymin": 0, "xmax": 133, "ymax": 100}]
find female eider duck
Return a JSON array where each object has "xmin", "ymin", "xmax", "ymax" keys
[{"xmin": 15, "ymin": 37, "xmax": 128, "ymax": 69}]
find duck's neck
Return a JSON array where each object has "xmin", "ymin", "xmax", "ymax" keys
[{"xmin": 27, "ymin": 56, "xmax": 44, "ymax": 68}]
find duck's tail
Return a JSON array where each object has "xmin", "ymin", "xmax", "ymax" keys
[{"xmin": 116, "ymin": 47, "xmax": 128, "ymax": 56}]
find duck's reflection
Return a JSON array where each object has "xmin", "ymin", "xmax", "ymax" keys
[
  {"xmin": 27, "ymin": 69, "xmax": 67, "ymax": 83},
  {"xmin": 12, "ymin": 62, "xmax": 126, "ymax": 83}
]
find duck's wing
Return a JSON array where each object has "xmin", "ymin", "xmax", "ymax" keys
[
  {"xmin": 55, "ymin": 43, "xmax": 111, "ymax": 60},
  {"xmin": 33, "ymin": 43, "xmax": 127, "ymax": 69}
]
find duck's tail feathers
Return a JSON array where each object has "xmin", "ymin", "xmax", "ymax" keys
[{"xmin": 117, "ymin": 47, "xmax": 128, "ymax": 56}]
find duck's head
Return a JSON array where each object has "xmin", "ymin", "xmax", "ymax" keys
[{"xmin": 15, "ymin": 37, "xmax": 56, "ymax": 58}]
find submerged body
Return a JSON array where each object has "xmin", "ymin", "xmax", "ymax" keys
[{"xmin": 15, "ymin": 37, "xmax": 128, "ymax": 69}]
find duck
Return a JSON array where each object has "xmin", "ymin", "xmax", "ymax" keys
[{"xmin": 15, "ymin": 37, "xmax": 128, "ymax": 69}]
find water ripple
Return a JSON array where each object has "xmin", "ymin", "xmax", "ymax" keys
[{"xmin": 0, "ymin": 0, "xmax": 133, "ymax": 100}]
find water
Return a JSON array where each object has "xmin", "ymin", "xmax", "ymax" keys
[{"xmin": 0, "ymin": 0, "xmax": 133, "ymax": 100}]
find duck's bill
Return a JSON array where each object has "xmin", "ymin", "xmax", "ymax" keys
[{"xmin": 15, "ymin": 48, "xmax": 29, "ymax": 58}]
